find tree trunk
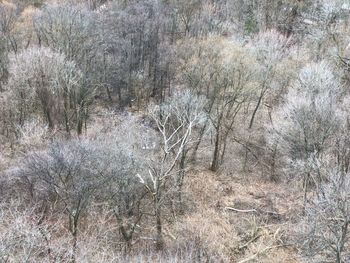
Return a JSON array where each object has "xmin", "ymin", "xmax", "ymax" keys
[
  {"xmin": 177, "ymin": 149, "xmax": 187, "ymax": 212},
  {"xmin": 45, "ymin": 108, "xmax": 53, "ymax": 129},
  {"xmin": 155, "ymin": 201, "xmax": 163, "ymax": 250},
  {"xmin": 211, "ymin": 128, "xmax": 221, "ymax": 172},
  {"xmin": 336, "ymin": 250, "xmax": 341, "ymax": 263},
  {"xmin": 191, "ymin": 123, "xmax": 206, "ymax": 162},
  {"xmin": 249, "ymin": 88, "xmax": 266, "ymax": 129},
  {"xmin": 69, "ymin": 215, "xmax": 79, "ymax": 263},
  {"xmin": 303, "ymin": 172, "xmax": 310, "ymax": 213}
]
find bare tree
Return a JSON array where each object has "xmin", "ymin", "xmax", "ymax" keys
[
  {"xmin": 0, "ymin": 1, "xmax": 18, "ymax": 91},
  {"xmin": 248, "ymin": 29, "xmax": 291, "ymax": 129},
  {"xmin": 18, "ymin": 139, "xmax": 112, "ymax": 262},
  {"xmin": 269, "ymin": 61, "xmax": 343, "ymax": 205},
  {"xmin": 34, "ymin": 3, "xmax": 100, "ymax": 122},
  {"xmin": 100, "ymin": 132, "xmax": 148, "ymax": 249},
  {"xmin": 302, "ymin": 169, "xmax": 350, "ymax": 263},
  {"xmin": 6, "ymin": 46, "xmax": 88, "ymax": 134},
  {"xmin": 161, "ymin": 90, "xmax": 206, "ymax": 205},
  {"xmin": 97, "ymin": 0, "xmax": 176, "ymax": 106},
  {"xmin": 34, "ymin": 3, "xmax": 97, "ymax": 66},
  {"xmin": 172, "ymin": 0, "xmax": 202, "ymax": 36},
  {"xmin": 181, "ymin": 39, "xmax": 256, "ymax": 171},
  {"xmin": 0, "ymin": 1, "xmax": 18, "ymax": 53},
  {"xmin": 208, "ymin": 42, "xmax": 255, "ymax": 171},
  {"xmin": 227, "ymin": 0, "xmax": 305, "ymax": 35},
  {"xmin": 0, "ymin": 36, "xmax": 8, "ymax": 92},
  {"xmin": 301, "ymin": 0, "xmax": 346, "ymax": 61},
  {"xmin": 136, "ymin": 90, "xmax": 206, "ymax": 249}
]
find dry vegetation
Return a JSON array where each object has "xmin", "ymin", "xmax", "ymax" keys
[{"xmin": 1, "ymin": 0, "xmax": 350, "ymax": 262}]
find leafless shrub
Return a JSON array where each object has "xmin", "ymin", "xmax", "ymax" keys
[
  {"xmin": 16, "ymin": 139, "xmax": 114, "ymax": 261},
  {"xmin": 247, "ymin": 29, "xmax": 292, "ymax": 129},
  {"xmin": 0, "ymin": 202, "xmax": 49, "ymax": 263},
  {"xmin": 268, "ymin": 62, "xmax": 343, "ymax": 186},
  {"xmin": 301, "ymin": 170, "xmax": 350, "ymax": 263},
  {"xmin": 7, "ymin": 46, "xmax": 87, "ymax": 134},
  {"xmin": 17, "ymin": 118, "xmax": 49, "ymax": 148}
]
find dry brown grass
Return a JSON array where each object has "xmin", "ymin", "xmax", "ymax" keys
[{"xmin": 173, "ymin": 168, "xmax": 304, "ymax": 262}]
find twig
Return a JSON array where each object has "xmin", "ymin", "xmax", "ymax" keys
[
  {"xmin": 164, "ymin": 227, "xmax": 177, "ymax": 240},
  {"xmin": 225, "ymin": 207, "xmax": 257, "ymax": 213},
  {"xmin": 225, "ymin": 207, "xmax": 283, "ymax": 217},
  {"xmin": 238, "ymin": 234, "xmax": 261, "ymax": 250}
]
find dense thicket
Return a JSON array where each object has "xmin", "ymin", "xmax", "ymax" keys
[{"xmin": 1, "ymin": 0, "xmax": 350, "ymax": 262}]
